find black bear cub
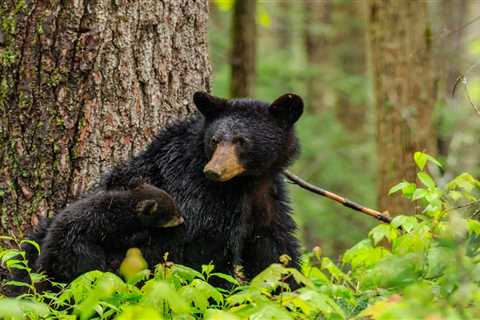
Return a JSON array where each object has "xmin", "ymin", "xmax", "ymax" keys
[{"xmin": 34, "ymin": 183, "xmax": 183, "ymax": 283}]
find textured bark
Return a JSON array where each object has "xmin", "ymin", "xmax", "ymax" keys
[
  {"xmin": 0, "ymin": 0, "xmax": 210, "ymax": 236},
  {"xmin": 304, "ymin": 0, "xmax": 330, "ymax": 113},
  {"xmin": 367, "ymin": 0, "xmax": 437, "ymax": 214},
  {"xmin": 230, "ymin": 0, "xmax": 256, "ymax": 98}
]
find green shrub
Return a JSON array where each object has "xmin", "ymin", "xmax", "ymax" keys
[{"xmin": 1, "ymin": 152, "xmax": 479, "ymax": 319}]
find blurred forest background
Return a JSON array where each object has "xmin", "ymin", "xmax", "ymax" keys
[{"xmin": 208, "ymin": 0, "xmax": 480, "ymax": 257}]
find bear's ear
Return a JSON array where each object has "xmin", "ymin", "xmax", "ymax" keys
[
  {"xmin": 137, "ymin": 199, "xmax": 158, "ymax": 216},
  {"xmin": 269, "ymin": 93, "xmax": 304, "ymax": 127},
  {"xmin": 193, "ymin": 91, "xmax": 225, "ymax": 118}
]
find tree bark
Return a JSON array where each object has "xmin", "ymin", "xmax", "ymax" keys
[
  {"xmin": 367, "ymin": 0, "xmax": 437, "ymax": 214},
  {"xmin": 0, "ymin": 0, "xmax": 210, "ymax": 236},
  {"xmin": 230, "ymin": 0, "xmax": 256, "ymax": 98},
  {"xmin": 304, "ymin": 0, "xmax": 330, "ymax": 113}
]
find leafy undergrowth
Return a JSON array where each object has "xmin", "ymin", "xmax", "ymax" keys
[{"xmin": 1, "ymin": 152, "xmax": 480, "ymax": 320}]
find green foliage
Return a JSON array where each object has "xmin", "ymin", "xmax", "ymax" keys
[{"xmin": 1, "ymin": 155, "xmax": 479, "ymax": 319}]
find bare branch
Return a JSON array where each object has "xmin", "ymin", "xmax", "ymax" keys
[{"xmin": 283, "ymin": 170, "xmax": 392, "ymax": 224}]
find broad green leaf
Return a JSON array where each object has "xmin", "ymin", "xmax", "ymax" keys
[
  {"xmin": 249, "ymin": 303, "xmax": 294, "ymax": 320},
  {"xmin": 205, "ymin": 309, "xmax": 240, "ymax": 320},
  {"xmin": 321, "ymin": 257, "xmax": 347, "ymax": 281},
  {"xmin": 414, "ymin": 152, "xmax": 442, "ymax": 169},
  {"xmin": 412, "ymin": 188, "xmax": 427, "ymax": 200},
  {"xmin": 0, "ymin": 299, "xmax": 49, "ymax": 319},
  {"xmin": 417, "ymin": 172, "xmax": 436, "ymax": 189},
  {"xmin": 369, "ymin": 224, "xmax": 398, "ymax": 245},
  {"xmin": 117, "ymin": 305, "xmax": 162, "ymax": 320},
  {"xmin": 211, "ymin": 272, "xmax": 240, "ymax": 286},
  {"xmin": 414, "ymin": 152, "xmax": 428, "ymax": 170},
  {"xmin": 401, "ymin": 183, "xmax": 417, "ymax": 197},
  {"xmin": 202, "ymin": 264, "xmax": 215, "ymax": 277},
  {"xmin": 389, "ymin": 181, "xmax": 410, "ymax": 195},
  {"xmin": 391, "ymin": 216, "xmax": 418, "ymax": 233},
  {"xmin": 143, "ymin": 280, "xmax": 191, "ymax": 314}
]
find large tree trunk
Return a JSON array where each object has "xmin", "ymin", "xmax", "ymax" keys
[
  {"xmin": 0, "ymin": 0, "xmax": 210, "ymax": 236},
  {"xmin": 230, "ymin": 0, "xmax": 256, "ymax": 97},
  {"xmin": 367, "ymin": 0, "xmax": 437, "ymax": 214}
]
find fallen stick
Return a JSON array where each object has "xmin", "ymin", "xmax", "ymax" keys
[{"xmin": 283, "ymin": 170, "xmax": 392, "ymax": 224}]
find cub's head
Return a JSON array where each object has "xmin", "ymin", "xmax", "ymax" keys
[
  {"xmin": 133, "ymin": 184, "xmax": 184, "ymax": 228},
  {"xmin": 193, "ymin": 91, "xmax": 303, "ymax": 182}
]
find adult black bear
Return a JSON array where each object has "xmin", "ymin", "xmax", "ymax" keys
[
  {"xmin": 101, "ymin": 92, "xmax": 303, "ymax": 279},
  {"xmin": 24, "ymin": 183, "xmax": 183, "ymax": 284}
]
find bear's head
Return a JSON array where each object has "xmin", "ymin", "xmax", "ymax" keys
[
  {"xmin": 133, "ymin": 183, "xmax": 184, "ymax": 228},
  {"xmin": 193, "ymin": 91, "xmax": 303, "ymax": 182}
]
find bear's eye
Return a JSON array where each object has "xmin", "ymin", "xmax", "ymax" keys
[
  {"xmin": 210, "ymin": 137, "xmax": 220, "ymax": 146},
  {"xmin": 233, "ymin": 136, "xmax": 248, "ymax": 147}
]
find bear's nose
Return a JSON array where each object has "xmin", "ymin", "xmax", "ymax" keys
[{"xmin": 204, "ymin": 168, "xmax": 221, "ymax": 181}]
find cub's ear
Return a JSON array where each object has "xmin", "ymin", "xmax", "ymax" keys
[
  {"xmin": 137, "ymin": 199, "xmax": 158, "ymax": 216},
  {"xmin": 193, "ymin": 91, "xmax": 225, "ymax": 118},
  {"xmin": 269, "ymin": 93, "xmax": 304, "ymax": 127}
]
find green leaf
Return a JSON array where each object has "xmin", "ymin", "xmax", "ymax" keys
[
  {"xmin": 414, "ymin": 152, "xmax": 428, "ymax": 170},
  {"xmin": 414, "ymin": 152, "xmax": 442, "ymax": 170},
  {"xmin": 202, "ymin": 264, "xmax": 215, "ymax": 277},
  {"xmin": 211, "ymin": 272, "xmax": 240, "ymax": 286},
  {"xmin": 321, "ymin": 257, "xmax": 347, "ymax": 281},
  {"xmin": 369, "ymin": 224, "xmax": 398, "ymax": 245},
  {"xmin": 20, "ymin": 239, "xmax": 41, "ymax": 255},
  {"xmin": 117, "ymin": 305, "xmax": 163, "ymax": 320},
  {"xmin": 412, "ymin": 188, "xmax": 427, "ymax": 200},
  {"xmin": 205, "ymin": 309, "xmax": 240, "ymax": 320},
  {"xmin": 417, "ymin": 172, "xmax": 436, "ymax": 189},
  {"xmin": 0, "ymin": 299, "xmax": 49, "ymax": 319},
  {"xmin": 391, "ymin": 216, "xmax": 418, "ymax": 233},
  {"xmin": 249, "ymin": 303, "xmax": 294, "ymax": 320},
  {"xmin": 389, "ymin": 181, "xmax": 410, "ymax": 195}
]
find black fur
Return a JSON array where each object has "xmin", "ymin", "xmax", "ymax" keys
[
  {"xmin": 33, "ymin": 184, "xmax": 182, "ymax": 283},
  {"xmin": 99, "ymin": 92, "xmax": 304, "ymax": 279}
]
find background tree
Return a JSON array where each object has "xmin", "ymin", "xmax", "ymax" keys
[
  {"xmin": 303, "ymin": 0, "xmax": 330, "ymax": 113},
  {"xmin": 230, "ymin": 0, "xmax": 256, "ymax": 97},
  {"xmin": 367, "ymin": 0, "xmax": 437, "ymax": 214},
  {"xmin": 0, "ymin": 0, "xmax": 210, "ymax": 236}
]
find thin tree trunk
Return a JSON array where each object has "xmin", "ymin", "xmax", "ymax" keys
[
  {"xmin": 0, "ymin": 0, "xmax": 210, "ymax": 236},
  {"xmin": 436, "ymin": 0, "xmax": 469, "ymax": 157},
  {"xmin": 277, "ymin": 1, "xmax": 292, "ymax": 51},
  {"xmin": 230, "ymin": 0, "xmax": 256, "ymax": 98},
  {"xmin": 334, "ymin": 1, "xmax": 368, "ymax": 131},
  {"xmin": 304, "ymin": 0, "xmax": 330, "ymax": 113},
  {"xmin": 367, "ymin": 0, "xmax": 437, "ymax": 214}
]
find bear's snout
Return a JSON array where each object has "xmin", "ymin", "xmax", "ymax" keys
[{"xmin": 204, "ymin": 142, "xmax": 245, "ymax": 182}]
